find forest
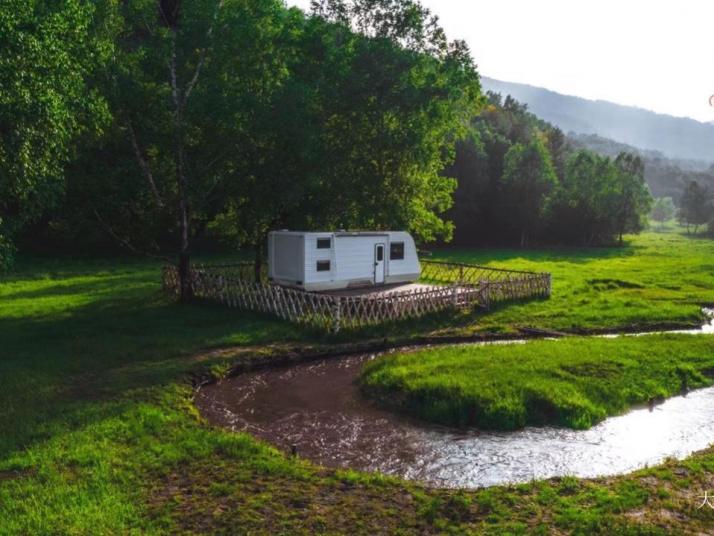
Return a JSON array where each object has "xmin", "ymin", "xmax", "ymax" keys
[{"xmin": 3, "ymin": 0, "xmax": 709, "ymax": 292}]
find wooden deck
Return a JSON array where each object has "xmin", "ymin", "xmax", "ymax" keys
[{"xmin": 318, "ymin": 283, "xmax": 434, "ymax": 298}]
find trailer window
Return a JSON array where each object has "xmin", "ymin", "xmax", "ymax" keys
[
  {"xmin": 316, "ymin": 260, "xmax": 331, "ymax": 272},
  {"xmin": 317, "ymin": 238, "xmax": 331, "ymax": 249},
  {"xmin": 390, "ymin": 242, "xmax": 405, "ymax": 260}
]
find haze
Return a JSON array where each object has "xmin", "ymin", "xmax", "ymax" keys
[{"xmin": 287, "ymin": 0, "xmax": 714, "ymax": 123}]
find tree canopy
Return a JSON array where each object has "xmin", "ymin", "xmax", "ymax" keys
[
  {"xmin": 0, "ymin": 0, "xmax": 113, "ymax": 267},
  {"xmin": 2, "ymin": 0, "xmax": 665, "ymax": 284}
]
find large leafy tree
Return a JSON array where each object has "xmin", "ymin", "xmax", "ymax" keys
[
  {"xmin": 298, "ymin": 0, "xmax": 482, "ymax": 242},
  {"xmin": 501, "ymin": 137, "xmax": 557, "ymax": 247},
  {"xmin": 548, "ymin": 150, "xmax": 610, "ymax": 246},
  {"xmin": 0, "ymin": 0, "xmax": 113, "ymax": 268},
  {"xmin": 612, "ymin": 152, "xmax": 651, "ymax": 243},
  {"xmin": 678, "ymin": 181, "xmax": 712, "ymax": 233},
  {"xmin": 209, "ymin": 0, "xmax": 482, "ymax": 272},
  {"xmin": 90, "ymin": 0, "xmax": 290, "ymax": 300}
]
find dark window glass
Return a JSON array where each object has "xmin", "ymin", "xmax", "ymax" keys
[
  {"xmin": 317, "ymin": 238, "xmax": 331, "ymax": 249},
  {"xmin": 376, "ymin": 246, "xmax": 384, "ymax": 262},
  {"xmin": 316, "ymin": 260, "xmax": 331, "ymax": 272},
  {"xmin": 390, "ymin": 242, "xmax": 405, "ymax": 260}
]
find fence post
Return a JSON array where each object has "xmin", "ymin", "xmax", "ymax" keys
[
  {"xmin": 479, "ymin": 280, "xmax": 490, "ymax": 310},
  {"xmin": 546, "ymin": 274, "xmax": 552, "ymax": 298},
  {"xmin": 332, "ymin": 297, "xmax": 342, "ymax": 333}
]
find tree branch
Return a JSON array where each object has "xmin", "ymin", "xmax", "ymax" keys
[
  {"xmin": 183, "ymin": 0, "xmax": 225, "ymax": 104},
  {"xmin": 127, "ymin": 120, "xmax": 165, "ymax": 208},
  {"xmin": 92, "ymin": 207, "xmax": 174, "ymax": 265}
]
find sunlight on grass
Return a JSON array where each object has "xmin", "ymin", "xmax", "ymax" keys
[{"xmin": 361, "ymin": 334, "xmax": 714, "ymax": 429}]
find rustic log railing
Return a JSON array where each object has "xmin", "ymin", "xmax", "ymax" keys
[{"xmin": 162, "ymin": 260, "xmax": 550, "ymax": 332}]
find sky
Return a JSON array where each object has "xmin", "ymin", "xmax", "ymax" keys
[{"xmin": 286, "ymin": 0, "xmax": 714, "ymax": 123}]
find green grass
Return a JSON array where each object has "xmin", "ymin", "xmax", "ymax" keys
[
  {"xmin": 1, "ymin": 230, "xmax": 714, "ymax": 533},
  {"xmin": 431, "ymin": 229, "xmax": 714, "ymax": 335},
  {"xmin": 360, "ymin": 335, "xmax": 714, "ymax": 430}
]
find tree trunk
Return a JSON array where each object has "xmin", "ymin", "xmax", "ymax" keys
[{"xmin": 170, "ymin": 36, "xmax": 193, "ymax": 303}]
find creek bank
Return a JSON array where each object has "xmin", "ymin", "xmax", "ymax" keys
[
  {"xmin": 192, "ymin": 310, "xmax": 714, "ymax": 488},
  {"xmin": 190, "ymin": 309, "xmax": 712, "ymax": 388},
  {"xmin": 195, "ymin": 347, "xmax": 714, "ymax": 488}
]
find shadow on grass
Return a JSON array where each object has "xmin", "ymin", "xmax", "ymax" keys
[
  {"xmin": 0, "ymin": 279, "xmax": 306, "ymax": 459},
  {"xmin": 0, "ymin": 257, "xmax": 544, "ymax": 460}
]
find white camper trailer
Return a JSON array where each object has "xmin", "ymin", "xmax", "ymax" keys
[{"xmin": 268, "ymin": 231, "xmax": 420, "ymax": 292}]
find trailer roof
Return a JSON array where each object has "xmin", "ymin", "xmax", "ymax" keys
[{"xmin": 270, "ymin": 230, "xmax": 397, "ymax": 237}]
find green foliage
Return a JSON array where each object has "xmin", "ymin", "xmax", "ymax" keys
[
  {"xmin": 678, "ymin": 180, "xmax": 713, "ymax": 233},
  {"xmin": 449, "ymin": 94, "xmax": 653, "ymax": 247},
  {"xmin": 501, "ymin": 136, "xmax": 557, "ymax": 246},
  {"xmin": 0, "ymin": 0, "xmax": 113, "ymax": 266},
  {"xmin": 651, "ymin": 197, "xmax": 676, "ymax": 225},
  {"xmin": 209, "ymin": 0, "xmax": 481, "ymax": 250},
  {"xmin": 37, "ymin": 0, "xmax": 480, "ymax": 268},
  {"xmin": 360, "ymin": 334, "xmax": 714, "ymax": 430}
]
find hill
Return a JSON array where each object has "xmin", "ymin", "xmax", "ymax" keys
[{"xmin": 481, "ymin": 76, "xmax": 714, "ymax": 163}]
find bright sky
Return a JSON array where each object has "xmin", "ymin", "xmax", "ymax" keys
[{"xmin": 286, "ymin": 0, "xmax": 714, "ymax": 123}]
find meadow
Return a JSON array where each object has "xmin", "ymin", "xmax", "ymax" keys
[
  {"xmin": 1, "ymin": 229, "xmax": 714, "ymax": 533},
  {"xmin": 431, "ymin": 229, "xmax": 714, "ymax": 336}
]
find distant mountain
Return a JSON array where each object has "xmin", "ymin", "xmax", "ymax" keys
[{"xmin": 481, "ymin": 76, "xmax": 714, "ymax": 163}]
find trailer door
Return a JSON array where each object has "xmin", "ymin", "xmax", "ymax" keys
[{"xmin": 374, "ymin": 243, "xmax": 385, "ymax": 284}]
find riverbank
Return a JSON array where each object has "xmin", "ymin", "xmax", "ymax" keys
[
  {"xmin": 196, "ymin": 346, "xmax": 714, "ymax": 490},
  {"xmin": 2, "ymin": 230, "xmax": 714, "ymax": 533}
]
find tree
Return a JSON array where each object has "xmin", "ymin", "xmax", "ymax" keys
[
  {"xmin": 612, "ymin": 152, "xmax": 652, "ymax": 243},
  {"xmin": 501, "ymin": 137, "xmax": 557, "ymax": 246},
  {"xmin": 303, "ymin": 0, "xmax": 482, "ymax": 243},
  {"xmin": 678, "ymin": 181, "xmax": 712, "ymax": 233},
  {"xmin": 96, "ymin": 0, "xmax": 290, "ymax": 300},
  {"xmin": 547, "ymin": 150, "xmax": 617, "ymax": 246},
  {"xmin": 0, "ymin": 0, "xmax": 113, "ymax": 268},
  {"xmin": 651, "ymin": 197, "xmax": 675, "ymax": 229}
]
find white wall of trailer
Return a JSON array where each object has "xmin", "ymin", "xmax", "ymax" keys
[{"xmin": 268, "ymin": 231, "xmax": 420, "ymax": 291}]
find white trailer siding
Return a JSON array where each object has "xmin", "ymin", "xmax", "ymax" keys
[
  {"xmin": 268, "ymin": 230, "xmax": 420, "ymax": 291},
  {"xmin": 303, "ymin": 233, "xmax": 338, "ymax": 287},
  {"xmin": 269, "ymin": 232, "xmax": 305, "ymax": 285},
  {"xmin": 333, "ymin": 235, "xmax": 386, "ymax": 285},
  {"xmin": 383, "ymin": 231, "xmax": 420, "ymax": 284}
]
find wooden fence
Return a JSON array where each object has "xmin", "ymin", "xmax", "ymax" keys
[{"xmin": 162, "ymin": 261, "xmax": 550, "ymax": 332}]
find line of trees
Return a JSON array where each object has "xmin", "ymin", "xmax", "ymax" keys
[
  {"xmin": 447, "ymin": 94, "xmax": 653, "ymax": 247},
  {"xmin": 3, "ymin": 0, "xmax": 481, "ymax": 299},
  {"xmin": 3, "ymin": 0, "xmax": 660, "ymax": 300}
]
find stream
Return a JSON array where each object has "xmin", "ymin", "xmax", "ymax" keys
[{"xmin": 195, "ymin": 311, "xmax": 714, "ymax": 488}]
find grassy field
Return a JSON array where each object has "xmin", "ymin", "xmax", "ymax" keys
[
  {"xmin": 360, "ymin": 335, "xmax": 714, "ymax": 430},
  {"xmin": 430, "ymin": 229, "xmax": 714, "ymax": 336},
  {"xmin": 2, "ymin": 230, "xmax": 714, "ymax": 533}
]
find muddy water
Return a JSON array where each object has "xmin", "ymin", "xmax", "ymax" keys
[{"xmin": 196, "ymin": 313, "xmax": 714, "ymax": 489}]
